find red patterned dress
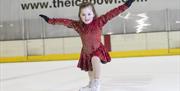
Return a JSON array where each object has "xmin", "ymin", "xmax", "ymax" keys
[{"xmin": 48, "ymin": 4, "xmax": 129, "ymax": 71}]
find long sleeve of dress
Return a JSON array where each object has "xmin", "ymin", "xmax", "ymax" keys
[
  {"xmin": 48, "ymin": 18, "xmax": 79, "ymax": 29},
  {"xmin": 97, "ymin": 3, "xmax": 129, "ymax": 27}
]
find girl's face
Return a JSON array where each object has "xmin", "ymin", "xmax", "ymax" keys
[{"xmin": 80, "ymin": 6, "xmax": 95, "ymax": 24}]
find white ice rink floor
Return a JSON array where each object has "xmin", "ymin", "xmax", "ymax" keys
[{"xmin": 0, "ymin": 56, "xmax": 180, "ymax": 91}]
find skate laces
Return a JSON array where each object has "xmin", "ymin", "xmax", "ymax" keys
[
  {"xmin": 82, "ymin": 81, "xmax": 93, "ymax": 88},
  {"xmin": 79, "ymin": 80, "xmax": 100, "ymax": 91},
  {"xmin": 91, "ymin": 79, "xmax": 100, "ymax": 91},
  {"xmin": 93, "ymin": 80, "xmax": 100, "ymax": 87},
  {"xmin": 85, "ymin": 81, "xmax": 93, "ymax": 88}
]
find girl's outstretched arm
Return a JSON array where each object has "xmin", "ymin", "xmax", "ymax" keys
[
  {"xmin": 39, "ymin": 14, "xmax": 78, "ymax": 29},
  {"xmin": 97, "ymin": 0, "xmax": 135, "ymax": 27}
]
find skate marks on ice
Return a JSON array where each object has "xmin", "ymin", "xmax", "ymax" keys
[
  {"xmin": 101, "ymin": 75, "xmax": 152, "ymax": 91},
  {"xmin": 0, "ymin": 66, "xmax": 74, "ymax": 82}
]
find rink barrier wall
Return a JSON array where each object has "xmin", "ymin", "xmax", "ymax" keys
[
  {"xmin": 0, "ymin": 31, "xmax": 180, "ymax": 63},
  {"xmin": 0, "ymin": 48, "xmax": 179, "ymax": 63}
]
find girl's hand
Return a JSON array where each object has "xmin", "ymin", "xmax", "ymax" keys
[
  {"xmin": 125, "ymin": 0, "xmax": 135, "ymax": 7},
  {"xmin": 39, "ymin": 14, "xmax": 49, "ymax": 22}
]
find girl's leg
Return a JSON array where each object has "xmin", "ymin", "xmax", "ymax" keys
[
  {"xmin": 79, "ymin": 71, "xmax": 94, "ymax": 91},
  {"xmin": 91, "ymin": 56, "xmax": 101, "ymax": 79},
  {"xmin": 91, "ymin": 56, "xmax": 101, "ymax": 91},
  {"xmin": 79, "ymin": 56, "xmax": 101, "ymax": 91},
  {"xmin": 88, "ymin": 71, "xmax": 94, "ymax": 81},
  {"xmin": 80, "ymin": 56, "xmax": 101, "ymax": 91},
  {"xmin": 88, "ymin": 71, "xmax": 94, "ymax": 87}
]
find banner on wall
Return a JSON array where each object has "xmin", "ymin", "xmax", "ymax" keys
[{"xmin": 0, "ymin": 0, "xmax": 180, "ymax": 21}]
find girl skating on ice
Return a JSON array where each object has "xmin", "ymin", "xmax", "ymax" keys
[{"xmin": 39, "ymin": 0, "xmax": 135, "ymax": 91}]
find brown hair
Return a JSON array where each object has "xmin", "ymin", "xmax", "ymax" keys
[{"xmin": 78, "ymin": 2, "xmax": 97, "ymax": 23}]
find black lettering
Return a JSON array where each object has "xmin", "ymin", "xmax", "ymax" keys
[
  {"xmin": 118, "ymin": 0, "xmax": 121, "ymax": 3},
  {"xmin": 52, "ymin": 0, "xmax": 57, "ymax": 8},
  {"xmin": 121, "ymin": 0, "xmax": 126, "ymax": 3},
  {"xmin": 97, "ymin": 0, "xmax": 103, "ymax": 5},
  {"xmin": 21, "ymin": 3, "xmax": 30, "ymax": 10},
  {"xmin": 65, "ymin": 0, "xmax": 71, "ymax": 7},
  {"xmin": 83, "ymin": 0, "xmax": 89, "ymax": 3},
  {"xmin": 21, "ymin": 0, "xmax": 148, "ymax": 10},
  {"xmin": 137, "ymin": 0, "xmax": 147, "ymax": 2},
  {"xmin": 75, "ymin": 0, "xmax": 82, "ymax": 6},
  {"xmin": 71, "ymin": 0, "xmax": 75, "ymax": 6},
  {"xmin": 114, "ymin": 0, "xmax": 118, "ymax": 3},
  {"xmin": 57, "ymin": 0, "xmax": 64, "ymax": 7},
  {"xmin": 30, "ymin": 3, "xmax": 40, "ymax": 9},
  {"xmin": 104, "ymin": 0, "xmax": 113, "ymax": 4},
  {"xmin": 39, "ymin": 2, "xmax": 49, "ymax": 9},
  {"xmin": 89, "ymin": 0, "xmax": 96, "ymax": 4}
]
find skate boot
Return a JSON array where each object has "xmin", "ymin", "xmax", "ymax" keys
[
  {"xmin": 90, "ymin": 79, "xmax": 100, "ymax": 91},
  {"xmin": 79, "ymin": 81, "xmax": 93, "ymax": 91}
]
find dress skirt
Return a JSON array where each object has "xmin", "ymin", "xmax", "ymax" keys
[{"xmin": 77, "ymin": 44, "xmax": 111, "ymax": 71}]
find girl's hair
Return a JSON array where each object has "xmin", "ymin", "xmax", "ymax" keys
[{"xmin": 78, "ymin": 2, "xmax": 97, "ymax": 23}]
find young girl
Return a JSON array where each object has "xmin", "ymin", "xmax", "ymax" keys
[{"xmin": 39, "ymin": 0, "xmax": 134, "ymax": 91}]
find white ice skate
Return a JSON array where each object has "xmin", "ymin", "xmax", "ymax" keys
[
  {"xmin": 79, "ymin": 81, "xmax": 93, "ymax": 91},
  {"xmin": 90, "ymin": 79, "xmax": 100, "ymax": 91}
]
